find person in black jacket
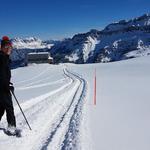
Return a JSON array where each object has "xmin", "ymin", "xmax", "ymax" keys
[{"xmin": 0, "ymin": 36, "xmax": 16, "ymax": 134}]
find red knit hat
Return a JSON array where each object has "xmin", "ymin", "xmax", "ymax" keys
[
  {"xmin": 1, "ymin": 36, "xmax": 12, "ymax": 48},
  {"xmin": 2, "ymin": 36, "xmax": 10, "ymax": 41}
]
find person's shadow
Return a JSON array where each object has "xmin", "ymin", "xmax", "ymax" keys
[
  {"xmin": 0, "ymin": 127, "xmax": 5, "ymax": 131},
  {"xmin": 0, "ymin": 127, "xmax": 12, "ymax": 136},
  {"xmin": 0, "ymin": 127, "xmax": 22, "ymax": 137},
  {"xmin": 0, "ymin": 127, "xmax": 7, "ymax": 135}
]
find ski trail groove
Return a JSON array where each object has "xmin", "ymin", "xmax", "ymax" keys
[
  {"xmin": 61, "ymin": 71, "xmax": 87, "ymax": 150},
  {"xmin": 15, "ymin": 67, "xmax": 50, "ymax": 85},
  {"xmin": 0, "ymin": 70, "xmax": 73, "ymax": 138},
  {"xmin": 15, "ymin": 74, "xmax": 74, "ymax": 127},
  {"xmin": 41, "ymin": 68, "xmax": 87, "ymax": 150}
]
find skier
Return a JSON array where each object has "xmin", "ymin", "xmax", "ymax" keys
[{"xmin": 0, "ymin": 36, "xmax": 17, "ymax": 135}]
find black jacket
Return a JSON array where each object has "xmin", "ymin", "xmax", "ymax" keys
[{"xmin": 0, "ymin": 51, "xmax": 11, "ymax": 93}]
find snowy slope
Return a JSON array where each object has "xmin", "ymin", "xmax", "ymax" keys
[
  {"xmin": 0, "ymin": 56, "xmax": 150, "ymax": 150},
  {"xmin": 67, "ymin": 55, "xmax": 150, "ymax": 150},
  {"xmin": 0, "ymin": 64, "xmax": 87, "ymax": 150}
]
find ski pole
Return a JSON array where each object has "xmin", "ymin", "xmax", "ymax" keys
[{"xmin": 11, "ymin": 91, "xmax": 32, "ymax": 130}]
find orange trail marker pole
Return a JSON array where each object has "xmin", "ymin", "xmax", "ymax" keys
[{"xmin": 94, "ymin": 68, "xmax": 96, "ymax": 105}]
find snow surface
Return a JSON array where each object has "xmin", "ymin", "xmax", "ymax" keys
[
  {"xmin": 67, "ymin": 55, "xmax": 150, "ymax": 150},
  {"xmin": 0, "ymin": 56, "xmax": 150, "ymax": 150}
]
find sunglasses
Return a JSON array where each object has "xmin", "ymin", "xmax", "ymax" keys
[{"xmin": 3, "ymin": 45, "xmax": 12, "ymax": 49}]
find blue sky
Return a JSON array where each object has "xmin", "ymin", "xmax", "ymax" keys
[{"xmin": 0, "ymin": 0, "xmax": 149, "ymax": 40}]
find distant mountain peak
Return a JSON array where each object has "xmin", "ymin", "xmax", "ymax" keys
[
  {"xmin": 103, "ymin": 13, "xmax": 150, "ymax": 33},
  {"xmin": 10, "ymin": 13, "xmax": 150, "ymax": 66},
  {"xmin": 12, "ymin": 37, "xmax": 53, "ymax": 50}
]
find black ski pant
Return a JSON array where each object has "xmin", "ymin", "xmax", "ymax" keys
[{"xmin": 0, "ymin": 91, "xmax": 16, "ymax": 127}]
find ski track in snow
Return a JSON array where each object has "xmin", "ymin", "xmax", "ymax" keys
[
  {"xmin": 14, "ymin": 66, "xmax": 50, "ymax": 85},
  {"xmin": 16, "ymin": 78, "xmax": 66, "ymax": 91},
  {"xmin": 40, "ymin": 69, "xmax": 87, "ymax": 150},
  {"xmin": 0, "ymin": 66, "xmax": 87, "ymax": 150}
]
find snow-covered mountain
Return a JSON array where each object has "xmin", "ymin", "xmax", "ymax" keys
[
  {"xmin": 12, "ymin": 37, "xmax": 53, "ymax": 49},
  {"xmin": 10, "ymin": 13, "xmax": 150, "ymax": 65},
  {"xmin": 50, "ymin": 13, "xmax": 150, "ymax": 63},
  {"xmin": 50, "ymin": 30, "xmax": 100, "ymax": 63}
]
